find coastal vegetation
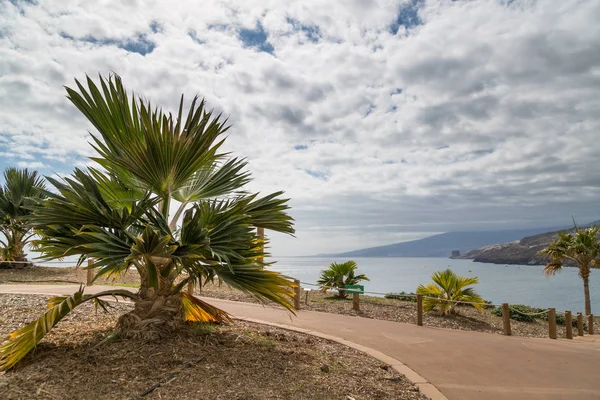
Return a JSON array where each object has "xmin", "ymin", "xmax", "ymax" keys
[
  {"xmin": 416, "ymin": 269, "xmax": 485, "ymax": 315},
  {"xmin": 540, "ymin": 225, "xmax": 600, "ymax": 315},
  {"xmin": 0, "ymin": 74, "xmax": 296, "ymax": 370},
  {"xmin": 317, "ymin": 260, "xmax": 369, "ymax": 298},
  {"xmin": 0, "ymin": 168, "xmax": 47, "ymax": 268}
]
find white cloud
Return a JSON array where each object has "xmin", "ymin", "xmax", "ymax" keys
[{"xmin": 1, "ymin": 0, "xmax": 599, "ymax": 255}]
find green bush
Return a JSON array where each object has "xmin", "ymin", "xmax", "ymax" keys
[
  {"xmin": 384, "ymin": 292, "xmax": 417, "ymax": 302},
  {"xmin": 552, "ymin": 313, "xmax": 584, "ymax": 328},
  {"xmin": 492, "ymin": 304, "xmax": 587, "ymax": 328},
  {"xmin": 490, "ymin": 304, "xmax": 545, "ymax": 323}
]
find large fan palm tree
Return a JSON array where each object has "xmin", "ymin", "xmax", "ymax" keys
[
  {"xmin": 540, "ymin": 226, "xmax": 600, "ymax": 315},
  {"xmin": 317, "ymin": 260, "xmax": 369, "ymax": 298},
  {"xmin": 416, "ymin": 269, "xmax": 485, "ymax": 315},
  {"xmin": 0, "ymin": 75, "xmax": 296, "ymax": 370},
  {"xmin": 0, "ymin": 168, "xmax": 46, "ymax": 268}
]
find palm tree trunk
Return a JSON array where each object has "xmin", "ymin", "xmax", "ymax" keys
[
  {"xmin": 116, "ymin": 272, "xmax": 183, "ymax": 339},
  {"xmin": 583, "ymin": 276, "xmax": 592, "ymax": 315},
  {"xmin": 116, "ymin": 293, "xmax": 183, "ymax": 339}
]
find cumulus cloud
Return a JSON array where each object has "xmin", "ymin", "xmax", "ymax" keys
[{"xmin": 0, "ymin": 0, "xmax": 599, "ymax": 255}]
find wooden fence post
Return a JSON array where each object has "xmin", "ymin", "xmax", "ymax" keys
[
  {"xmin": 86, "ymin": 258, "xmax": 94, "ymax": 286},
  {"xmin": 588, "ymin": 314, "xmax": 594, "ymax": 335},
  {"xmin": 565, "ymin": 311, "xmax": 573, "ymax": 339},
  {"xmin": 353, "ymin": 293, "xmax": 360, "ymax": 311},
  {"xmin": 548, "ymin": 308, "xmax": 557, "ymax": 339},
  {"xmin": 305, "ymin": 289, "xmax": 310, "ymax": 305},
  {"xmin": 417, "ymin": 294, "xmax": 423, "ymax": 326},
  {"xmin": 502, "ymin": 303, "xmax": 511, "ymax": 336},
  {"xmin": 577, "ymin": 313, "xmax": 584, "ymax": 336},
  {"xmin": 294, "ymin": 279, "xmax": 301, "ymax": 310}
]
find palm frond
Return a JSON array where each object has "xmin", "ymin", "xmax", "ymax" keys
[
  {"xmin": 417, "ymin": 269, "xmax": 484, "ymax": 315},
  {"xmin": 180, "ymin": 292, "xmax": 232, "ymax": 323},
  {"xmin": 0, "ymin": 287, "xmax": 137, "ymax": 371},
  {"xmin": 66, "ymin": 74, "xmax": 230, "ymax": 200},
  {"xmin": 210, "ymin": 263, "xmax": 296, "ymax": 312}
]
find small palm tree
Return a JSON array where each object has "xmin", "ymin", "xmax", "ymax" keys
[
  {"xmin": 540, "ymin": 226, "xmax": 600, "ymax": 315},
  {"xmin": 317, "ymin": 260, "xmax": 369, "ymax": 299},
  {"xmin": 0, "ymin": 168, "xmax": 46, "ymax": 268},
  {"xmin": 0, "ymin": 75, "xmax": 296, "ymax": 370},
  {"xmin": 416, "ymin": 269, "xmax": 485, "ymax": 315}
]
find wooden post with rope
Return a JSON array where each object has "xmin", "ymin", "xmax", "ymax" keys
[
  {"xmin": 565, "ymin": 311, "xmax": 573, "ymax": 339},
  {"xmin": 502, "ymin": 303, "xmax": 511, "ymax": 336},
  {"xmin": 86, "ymin": 258, "xmax": 94, "ymax": 286},
  {"xmin": 417, "ymin": 294, "xmax": 423, "ymax": 326},
  {"xmin": 548, "ymin": 308, "xmax": 557, "ymax": 339}
]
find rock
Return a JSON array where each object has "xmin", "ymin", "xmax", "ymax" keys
[
  {"xmin": 345, "ymin": 396, "xmax": 356, "ymax": 400},
  {"xmin": 320, "ymin": 364, "xmax": 330, "ymax": 373},
  {"xmin": 379, "ymin": 364, "xmax": 389, "ymax": 371}
]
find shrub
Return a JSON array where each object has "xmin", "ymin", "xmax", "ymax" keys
[
  {"xmin": 384, "ymin": 292, "xmax": 417, "ymax": 302},
  {"xmin": 490, "ymin": 305, "xmax": 545, "ymax": 323}
]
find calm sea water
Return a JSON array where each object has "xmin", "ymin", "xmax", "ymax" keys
[{"xmin": 267, "ymin": 256, "xmax": 599, "ymax": 313}]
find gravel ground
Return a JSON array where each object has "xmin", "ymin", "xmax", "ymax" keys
[
  {"xmin": 0, "ymin": 266, "xmax": 140, "ymax": 286},
  {"xmin": 0, "ymin": 294, "xmax": 428, "ymax": 400}
]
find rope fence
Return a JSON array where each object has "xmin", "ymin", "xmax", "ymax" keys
[
  {"xmin": 294, "ymin": 279, "xmax": 594, "ymax": 340},
  {"xmin": 0, "ymin": 260, "xmax": 78, "ymax": 265}
]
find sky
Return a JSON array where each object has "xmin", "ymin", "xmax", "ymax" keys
[{"xmin": 0, "ymin": 0, "xmax": 599, "ymax": 256}]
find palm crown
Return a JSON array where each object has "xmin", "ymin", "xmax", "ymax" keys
[
  {"xmin": 0, "ymin": 168, "xmax": 47, "ymax": 265},
  {"xmin": 0, "ymin": 75, "xmax": 296, "ymax": 370},
  {"xmin": 317, "ymin": 260, "xmax": 369, "ymax": 298},
  {"xmin": 540, "ymin": 226, "xmax": 600, "ymax": 315},
  {"xmin": 416, "ymin": 269, "xmax": 485, "ymax": 315}
]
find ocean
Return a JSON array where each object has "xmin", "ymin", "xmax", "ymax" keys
[{"xmin": 268, "ymin": 256, "xmax": 599, "ymax": 313}]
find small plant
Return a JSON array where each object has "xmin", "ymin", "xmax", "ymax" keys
[
  {"xmin": 190, "ymin": 322, "xmax": 216, "ymax": 336},
  {"xmin": 490, "ymin": 305, "xmax": 541, "ymax": 323},
  {"xmin": 416, "ymin": 269, "xmax": 485, "ymax": 315},
  {"xmin": 384, "ymin": 292, "xmax": 417, "ymax": 302},
  {"xmin": 317, "ymin": 260, "xmax": 369, "ymax": 299}
]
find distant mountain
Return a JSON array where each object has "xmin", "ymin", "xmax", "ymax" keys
[
  {"xmin": 457, "ymin": 220, "xmax": 600, "ymax": 265},
  {"xmin": 326, "ymin": 226, "xmax": 566, "ymax": 258}
]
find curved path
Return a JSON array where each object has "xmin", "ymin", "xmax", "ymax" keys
[{"xmin": 2, "ymin": 285, "xmax": 600, "ymax": 400}]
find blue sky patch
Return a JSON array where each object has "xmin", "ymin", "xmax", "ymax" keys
[
  {"xmin": 118, "ymin": 34, "xmax": 155, "ymax": 55},
  {"xmin": 391, "ymin": 88, "xmax": 403, "ymax": 95},
  {"xmin": 286, "ymin": 17, "xmax": 321, "ymax": 43},
  {"xmin": 294, "ymin": 144, "xmax": 308, "ymax": 150},
  {"xmin": 390, "ymin": 0, "xmax": 424, "ymax": 34},
  {"xmin": 60, "ymin": 32, "xmax": 156, "ymax": 56},
  {"xmin": 304, "ymin": 169, "xmax": 328, "ymax": 180},
  {"xmin": 239, "ymin": 22, "xmax": 274, "ymax": 54},
  {"xmin": 188, "ymin": 30, "xmax": 204, "ymax": 45},
  {"xmin": 364, "ymin": 104, "xmax": 376, "ymax": 117}
]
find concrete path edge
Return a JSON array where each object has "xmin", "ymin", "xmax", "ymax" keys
[{"xmin": 235, "ymin": 316, "xmax": 448, "ymax": 400}]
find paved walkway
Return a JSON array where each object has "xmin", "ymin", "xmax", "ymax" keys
[{"xmin": 2, "ymin": 285, "xmax": 600, "ymax": 400}]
